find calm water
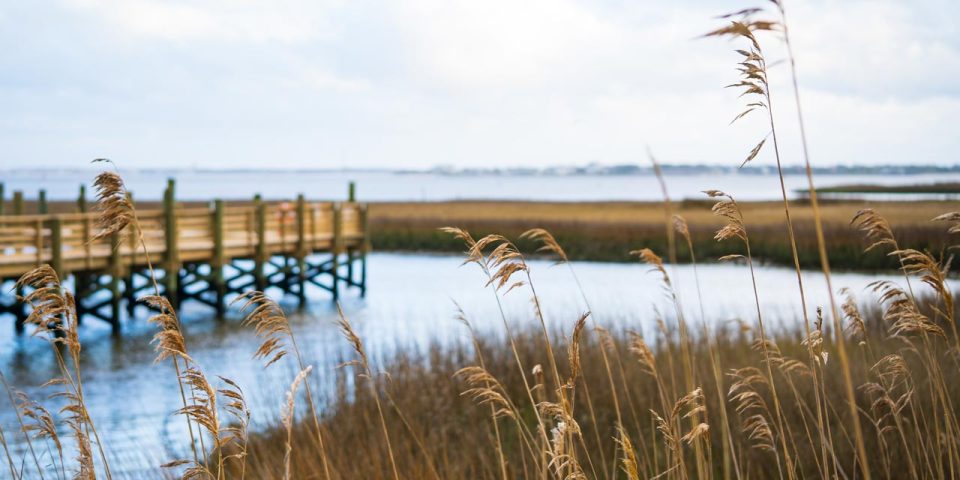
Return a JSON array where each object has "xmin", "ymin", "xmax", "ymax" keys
[
  {"xmin": 3, "ymin": 169, "xmax": 960, "ymax": 202},
  {"xmin": 0, "ymin": 253, "xmax": 952, "ymax": 477}
]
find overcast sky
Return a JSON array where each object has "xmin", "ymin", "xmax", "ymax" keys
[{"xmin": 0, "ymin": 0, "xmax": 957, "ymax": 170}]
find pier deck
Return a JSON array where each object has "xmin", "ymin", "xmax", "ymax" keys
[{"xmin": 0, "ymin": 180, "xmax": 368, "ymax": 334}]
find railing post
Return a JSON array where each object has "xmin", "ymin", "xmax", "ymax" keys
[
  {"xmin": 360, "ymin": 203, "xmax": 369, "ymax": 297},
  {"xmin": 255, "ymin": 201, "xmax": 267, "ymax": 291},
  {"xmin": 212, "ymin": 199, "xmax": 226, "ymax": 316},
  {"xmin": 163, "ymin": 179, "xmax": 180, "ymax": 307},
  {"xmin": 331, "ymin": 202, "xmax": 342, "ymax": 300},
  {"xmin": 109, "ymin": 233, "xmax": 123, "ymax": 335},
  {"xmin": 348, "ymin": 181, "xmax": 356, "ymax": 202},
  {"xmin": 12, "ymin": 191, "xmax": 23, "ymax": 215},
  {"xmin": 77, "ymin": 185, "xmax": 87, "ymax": 213},
  {"xmin": 50, "ymin": 216, "xmax": 63, "ymax": 279},
  {"xmin": 38, "ymin": 189, "xmax": 48, "ymax": 214},
  {"xmin": 296, "ymin": 194, "xmax": 307, "ymax": 307}
]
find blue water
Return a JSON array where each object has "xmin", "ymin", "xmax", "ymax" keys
[{"xmin": 2, "ymin": 168, "xmax": 959, "ymax": 202}]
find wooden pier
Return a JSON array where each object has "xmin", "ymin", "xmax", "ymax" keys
[{"xmin": 0, "ymin": 180, "xmax": 369, "ymax": 334}]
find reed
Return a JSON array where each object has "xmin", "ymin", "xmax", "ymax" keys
[{"xmin": 5, "ymin": 4, "xmax": 959, "ymax": 479}]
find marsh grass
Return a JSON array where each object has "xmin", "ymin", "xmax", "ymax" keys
[{"xmin": 2, "ymin": 2, "xmax": 960, "ymax": 479}]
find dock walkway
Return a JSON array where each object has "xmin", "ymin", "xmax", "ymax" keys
[{"xmin": 0, "ymin": 179, "xmax": 368, "ymax": 334}]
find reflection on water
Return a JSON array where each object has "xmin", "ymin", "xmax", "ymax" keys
[{"xmin": 0, "ymin": 253, "xmax": 951, "ymax": 477}]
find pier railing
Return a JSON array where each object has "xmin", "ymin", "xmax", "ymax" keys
[{"xmin": 0, "ymin": 180, "xmax": 369, "ymax": 334}]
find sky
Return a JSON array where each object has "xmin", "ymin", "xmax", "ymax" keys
[{"xmin": 0, "ymin": 0, "xmax": 958, "ymax": 170}]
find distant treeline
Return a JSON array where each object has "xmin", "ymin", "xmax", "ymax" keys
[{"xmin": 415, "ymin": 163, "xmax": 960, "ymax": 177}]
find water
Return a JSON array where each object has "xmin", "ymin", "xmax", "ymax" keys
[
  {"xmin": 3, "ymin": 168, "xmax": 959, "ymax": 202},
  {"xmin": 0, "ymin": 252, "xmax": 952, "ymax": 477}
]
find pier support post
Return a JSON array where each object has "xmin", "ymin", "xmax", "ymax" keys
[
  {"xmin": 360, "ymin": 204, "xmax": 369, "ymax": 297},
  {"xmin": 12, "ymin": 191, "xmax": 23, "ymax": 216},
  {"xmin": 38, "ymin": 190, "xmax": 48, "ymax": 215},
  {"xmin": 254, "ymin": 200, "xmax": 267, "ymax": 291},
  {"xmin": 109, "ymin": 233, "xmax": 122, "ymax": 335},
  {"xmin": 74, "ymin": 272, "xmax": 88, "ymax": 324},
  {"xmin": 212, "ymin": 199, "xmax": 226, "ymax": 316},
  {"xmin": 296, "ymin": 194, "xmax": 308, "ymax": 308},
  {"xmin": 332, "ymin": 202, "xmax": 343, "ymax": 301},
  {"xmin": 124, "ymin": 274, "xmax": 136, "ymax": 317},
  {"xmin": 14, "ymin": 282, "xmax": 26, "ymax": 334},
  {"xmin": 124, "ymin": 191, "xmax": 136, "ymax": 316},
  {"xmin": 163, "ymin": 179, "xmax": 180, "ymax": 308}
]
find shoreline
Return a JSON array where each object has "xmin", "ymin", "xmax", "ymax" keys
[{"xmin": 10, "ymin": 198, "xmax": 955, "ymax": 270}]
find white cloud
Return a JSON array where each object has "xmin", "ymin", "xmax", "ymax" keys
[
  {"xmin": 63, "ymin": 0, "xmax": 341, "ymax": 43},
  {"xmin": 0, "ymin": 0, "xmax": 956, "ymax": 169}
]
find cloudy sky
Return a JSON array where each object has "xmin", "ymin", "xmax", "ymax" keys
[{"xmin": 0, "ymin": 0, "xmax": 957, "ymax": 170}]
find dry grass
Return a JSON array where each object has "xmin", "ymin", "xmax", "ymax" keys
[
  {"xmin": 3, "ymin": 3, "xmax": 960, "ymax": 479},
  {"xmin": 367, "ymin": 200, "xmax": 955, "ymax": 270}
]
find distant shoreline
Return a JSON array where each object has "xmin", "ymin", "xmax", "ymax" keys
[
  {"xmin": 3, "ymin": 163, "xmax": 960, "ymax": 177},
  {"xmin": 798, "ymin": 182, "xmax": 960, "ymax": 195}
]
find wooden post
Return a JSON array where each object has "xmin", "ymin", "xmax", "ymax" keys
[
  {"xmin": 254, "ymin": 201, "xmax": 267, "ymax": 291},
  {"xmin": 38, "ymin": 189, "xmax": 48, "ymax": 215},
  {"xmin": 348, "ymin": 181, "xmax": 356, "ymax": 202},
  {"xmin": 212, "ymin": 199, "xmax": 226, "ymax": 316},
  {"xmin": 0, "ymin": 182, "xmax": 4, "ymax": 217},
  {"xmin": 13, "ymin": 191, "xmax": 23, "ymax": 215},
  {"xmin": 163, "ymin": 179, "xmax": 179, "ymax": 307},
  {"xmin": 296, "ymin": 194, "xmax": 307, "ymax": 307},
  {"xmin": 109, "ymin": 233, "xmax": 122, "ymax": 335},
  {"xmin": 359, "ymin": 203, "xmax": 369, "ymax": 297},
  {"xmin": 331, "ymin": 202, "xmax": 343, "ymax": 300},
  {"xmin": 14, "ymin": 282, "xmax": 26, "ymax": 334},
  {"xmin": 77, "ymin": 185, "xmax": 87, "ymax": 213},
  {"xmin": 50, "ymin": 216, "xmax": 63, "ymax": 279}
]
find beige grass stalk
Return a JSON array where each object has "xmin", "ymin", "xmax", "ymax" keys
[
  {"xmin": 706, "ymin": 16, "xmax": 834, "ymax": 478},
  {"xmin": 674, "ymin": 216, "xmax": 741, "ymax": 479},
  {"xmin": 0, "ymin": 369, "xmax": 44, "ymax": 478},
  {"xmin": 90, "ymin": 161, "xmax": 202, "ymax": 467},
  {"xmin": 648, "ymin": 152, "xmax": 709, "ymax": 479},
  {"xmin": 442, "ymin": 227, "xmax": 553, "ymax": 470},
  {"xmin": 234, "ymin": 292, "xmax": 332, "ymax": 479},
  {"xmin": 16, "ymin": 267, "xmax": 110, "ymax": 479},
  {"xmin": 454, "ymin": 303, "xmax": 515, "ymax": 480},
  {"xmin": 705, "ymin": 190, "xmax": 795, "ymax": 477},
  {"xmin": 281, "ymin": 366, "xmax": 312, "ymax": 480},
  {"xmin": 218, "ymin": 376, "xmax": 250, "ymax": 479},
  {"xmin": 0, "ymin": 424, "xmax": 15, "ymax": 480},
  {"xmin": 335, "ymin": 305, "xmax": 399, "ymax": 480},
  {"xmin": 762, "ymin": 1, "xmax": 876, "ymax": 475},
  {"xmin": 855, "ymin": 212, "xmax": 960, "ymax": 472},
  {"xmin": 521, "ymin": 228, "xmax": 620, "ymax": 476}
]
